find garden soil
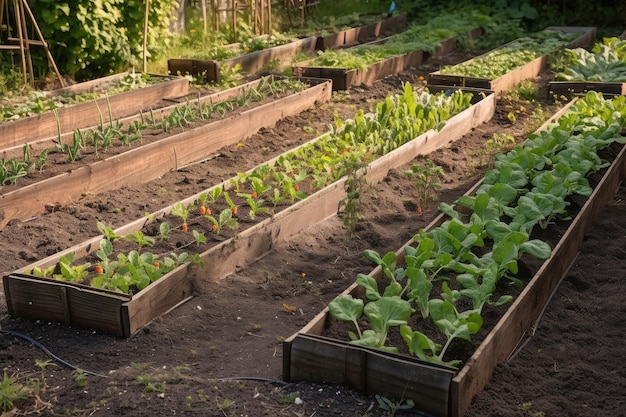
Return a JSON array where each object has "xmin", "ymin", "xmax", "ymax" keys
[{"xmin": 1, "ymin": 49, "xmax": 625, "ymax": 417}]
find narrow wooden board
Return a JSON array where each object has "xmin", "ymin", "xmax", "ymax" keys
[
  {"xmin": 0, "ymin": 76, "xmax": 189, "ymax": 150},
  {"xmin": 0, "ymin": 80, "xmax": 332, "ymax": 229},
  {"xmin": 450, "ymin": 143, "xmax": 626, "ymax": 417},
  {"xmin": 3, "ymin": 273, "xmax": 130, "ymax": 336},
  {"xmin": 167, "ymin": 58, "xmax": 219, "ymax": 81},
  {"xmin": 123, "ymin": 264, "xmax": 194, "ymax": 337},
  {"xmin": 549, "ymin": 81, "xmax": 626, "ymax": 98}
]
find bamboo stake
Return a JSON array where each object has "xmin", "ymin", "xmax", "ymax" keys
[
  {"xmin": 143, "ymin": 0, "xmax": 150, "ymax": 73},
  {"xmin": 201, "ymin": 0, "xmax": 207, "ymax": 33}
]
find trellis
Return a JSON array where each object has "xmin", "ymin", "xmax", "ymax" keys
[
  {"xmin": 211, "ymin": 0, "xmax": 272, "ymax": 41},
  {"xmin": 0, "ymin": 0, "xmax": 63, "ymax": 86}
]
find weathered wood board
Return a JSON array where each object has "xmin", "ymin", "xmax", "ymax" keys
[
  {"xmin": 549, "ymin": 80, "xmax": 626, "ymax": 98},
  {"xmin": 0, "ymin": 78, "xmax": 332, "ymax": 229},
  {"xmin": 0, "ymin": 74, "xmax": 189, "ymax": 150},
  {"xmin": 2, "ymin": 92, "xmax": 495, "ymax": 338},
  {"xmin": 427, "ymin": 26, "xmax": 596, "ymax": 94}
]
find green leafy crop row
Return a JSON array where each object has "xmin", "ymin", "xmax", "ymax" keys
[
  {"xmin": 329, "ymin": 91, "xmax": 626, "ymax": 366},
  {"xmin": 553, "ymin": 37, "xmax": 626, "ymax": 82},
  {"xmin": 439, "ymin": 29, "xmax": 580, "ymax": 79}
]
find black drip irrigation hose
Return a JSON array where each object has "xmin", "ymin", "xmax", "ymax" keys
[{"xmin": 1, "ymin": 329, "xmax": 107, "ymax": 378}]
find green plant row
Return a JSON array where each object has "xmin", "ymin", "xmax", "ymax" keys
[
  {"xmin": 0, "ymin": 77, "xmax": 306, "ymax": 187},
  {"xmin": 439, "ymin": 29, "xmax": 580, "ymax": 79},
  {"xmin": 0, "ymin": 73, "xmax": 162, "ymax": 124},
  {"xmin": 303, "ymin": 9, "xmax": 486, "ymax": 70},
  {"xmin": 25, "ymin": 85, "xmax": 475, "ymax": 295},
  {"xmin": 186, "ymin": 33, "xmax": 296, "ymax": 61},
  {"xmin": 328, "ymin": 91, "xmax": 626, "ymax": 366},
  {"xmin": 552, "ymin": 37, "xmax": 626, "ymax": 82}
]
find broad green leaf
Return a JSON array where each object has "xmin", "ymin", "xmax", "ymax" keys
[{"xmin": 328, "ymin": 295, "xmax": 364, "ymax": 323}]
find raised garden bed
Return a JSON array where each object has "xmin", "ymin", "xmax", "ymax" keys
[
  {"xmin": 315, "ymin": 13, "xmax": 407, "ymax": 50},
  {"xmin": 294, "ymin": 27, "xmax": 483, "ymax": 91},
  {"xmin": 0, "ymin": 77, "xmax": 332, "ymax": 229},
  {"xmin": 0, "ymin": 72, "xmax": 190, "ymax": 150},
  {"xmin": 292, "ymin": 48, "xmax": 424, "ymax": 91},
  {"xmin": 2, "ymin": 90, "xmax": 496, "ymax": 338},
  {"xmin": 427, "ymin": 26, "xmax": 596, "ymax": 94},
  {"xmin": 281, "ymin": 95, "xmax": 626, "ymax": 417},
  {"xmin": 168, "ymin": 15, "xmax": 408, "ymax": 83}
]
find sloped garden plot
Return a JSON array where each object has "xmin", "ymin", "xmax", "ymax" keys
[
  {"xmin": 1, "ymin": 46, "xmax": 623, "ymax": 417},
  {"xmin": 3, "ymin": 86, "xmax": 495, "ymax": 337}
]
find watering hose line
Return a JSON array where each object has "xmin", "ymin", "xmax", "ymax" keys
[{"xmin": 0, "ymin": 329, "xmax": 107, "ymax": 378}]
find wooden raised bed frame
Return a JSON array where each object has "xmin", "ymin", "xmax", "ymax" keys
[
  {"xmin": 0, "ymin": 77, "xmax": 332, "ymax": 229},
  {"xmin": 2, "ymin": 92, "xmax": 496, "ymax": 338},
  {"xmin": 167, "ymin": 15, "xmax": 408, "ymax": 83},
  {"xmin": 281, "ymin": 103, "xmax": 626, "ymax": 417},
  {"xmin": 427, "ymin": 26, "xmax": 596, "ymax": 94},
  {"xmin": 0, "ymin": 72, "xmax": 190, "ymax": 150},
  {"xmin": 315, "ymin": 13, "xmax": 407, "ymax": 50}
]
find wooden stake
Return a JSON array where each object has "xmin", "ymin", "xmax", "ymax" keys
[{"xmin": 143, "ymin": 0, "xmax": 150, "ymax": 73}]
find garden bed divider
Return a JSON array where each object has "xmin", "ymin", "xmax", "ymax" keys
[
  {"xmin": 2, "ymin": 92, "xmax": 496, "ymax": 338},
  {"xmin": 281, "ymin": 97, "xmax": 626, "ymax": 417},
  {"xmin": 427, "ymin": 26, "xmax": 596, "ymax": 94},
  {"xmin": 0, "ymin": 73, "xmax": 190, "ymax": 150},
  {"xmin": 0, "ymin": 78, "xmax": 332, "ymax": 229}
]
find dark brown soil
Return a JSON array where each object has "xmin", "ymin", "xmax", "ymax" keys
[{"xmin": 1, "ymin": 48, "xmax": 625, "ymax": 417}]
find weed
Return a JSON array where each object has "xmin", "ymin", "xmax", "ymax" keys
[
  {"xmin": 337, "ymin": 156, "xmax": 368, "ymax": 237},
  {"xmin": 0, "ymin": 371, "xmax": 31, "ymax": 412},
  {"xmin": 404, "ymin": 160, "xmax": 444, "ymax": 214},
  {"xmin": 375, "ymin": 395, "xmax": 415, "ymax": 416},
  {"xmin": 74, "ymin": 370, "xmax": 88, "ymax": 388}
]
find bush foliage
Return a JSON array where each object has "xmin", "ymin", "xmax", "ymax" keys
[{"xmin": 31, "ymin": 0, "xmax": 176, "ymax": 80}]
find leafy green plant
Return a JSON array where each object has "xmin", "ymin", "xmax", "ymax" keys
[
  {"xmin": 440, "ymin": 29, "xmax": 579, "ymax": 79},
  {"xmin": 404, "ymin": 160, "xmax": 444, "ymax": 214},
  {"xmin": 0, "ymin": 371, "xmax": 31, "ymax": 412},
  {"xmin": 337, "ymin": 155, "xmax": 368, "ymax": 236},
  {"xmin": 553, "ymin": 37, "xmax": 626, "ymax": 82}
]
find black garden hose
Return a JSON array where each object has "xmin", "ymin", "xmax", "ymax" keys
[{"xmin": 0, "ymin": 329, "xmax": 107, "ymax": 378}]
